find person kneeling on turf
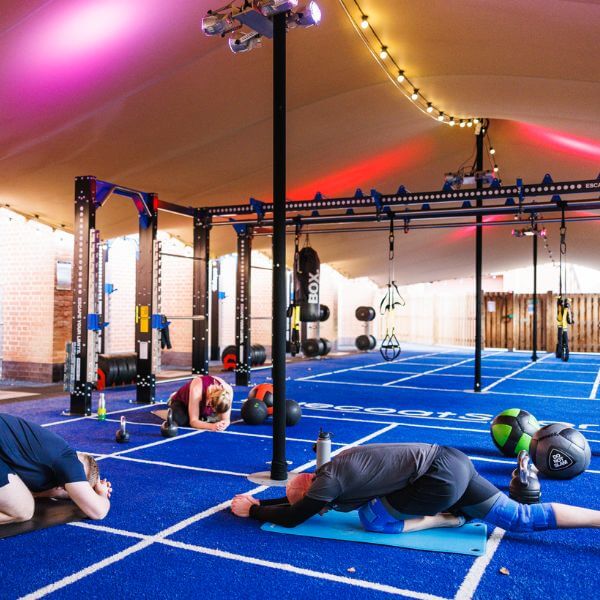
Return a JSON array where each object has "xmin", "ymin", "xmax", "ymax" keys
[
  {"xmin": 231, "ymin": 443, "xmax": 600, "ymax": 534},
  {"xmin": 0, "ymin": 413, "xmax": 112, "ymax": 525},
  {"xmin": 167, "ymin": 375, "xmax": 233, "ymax": 432}
]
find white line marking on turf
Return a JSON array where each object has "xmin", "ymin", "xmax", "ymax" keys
[
  {"xmin": 42, "ymin": 403, "xmax": 165, "ymax": 428},
  {"xmin": 20, "ymin": 496, "xmax": 266, "ymax": 600},
  {"xmin": 295, "ymin": 352, "xmax": 448, "ymax": 381},
  {"xmin": 99, "ymin": 417, "xmax": 346, "ymax": 447},
  {"xmin": 481, "ymin": 353, "xmax": 552, "ymax": 393},
  {"xmin": 512, "ymin": 377, "xmax": 592, "ymax": 385},
  {"xmin": 23, "ymin": 421, "xmax": 399, "ymax": 598},
  {"xmin": 158, "ymin": 538, "xmax": 449, "ymax": 600},
  {"xmin": 68, "ymin": 522, "xmax": 448, "ymax": 600},
  {"xmin": 92, "ymin": 454, "xmax": 250, "ymax": 478},
  {"xmin": 94, "ymin": 430, "xmax": 203, "ymax": 462},
  {"xmin": 454, "ymin": 528, "xmax": 505, "ymax": 600},
  {"xmin": 296, "ymin": 374, "xmax": 595, "ymax": 401},
  {"xmin": 590, "ymin": 368, "xmax": 600, "ymax": 400}
]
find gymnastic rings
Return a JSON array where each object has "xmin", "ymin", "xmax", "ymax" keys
[{"xmin": 380, "ymin": 328, "xmax": 401, "ymax": 362}]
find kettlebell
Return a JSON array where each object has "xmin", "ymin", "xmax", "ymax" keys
[
  {"xmin": 509, "ymin": 450, "xmax": 541, "ymax": 504},
  {"xmin": 115, "ymin": 416, "xmax": 130, "ymax": 443},
  {"xmin": 161, "ymin": 408, "xmax": 178, "ymax": 438}
]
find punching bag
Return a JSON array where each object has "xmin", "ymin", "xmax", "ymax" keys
[{"xmin": 295, "ymin": 246, "xmax": 320, "ymax": 322}]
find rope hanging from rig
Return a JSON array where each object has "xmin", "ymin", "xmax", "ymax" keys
[{"xmin": 380, "ymin": 214, "xmax": 404, "ymax": 361}]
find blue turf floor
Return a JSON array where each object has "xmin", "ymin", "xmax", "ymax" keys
[{"xmin": 0, "ymin": 345, "xmax": 599, "ymax": 599}]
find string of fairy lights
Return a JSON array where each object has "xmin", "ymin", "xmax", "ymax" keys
[{"xmin": 338, "ymin": 0, "xmax": 500, "ymax": 175}]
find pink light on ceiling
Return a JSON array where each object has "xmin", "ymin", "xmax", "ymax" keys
[
  {"xmin": 287, "ymin": 137, "xmax": 433, "ymax": 200},
  {"xmin": 22, "ymin": 1, "xmax": 138, "ymax": 68},
  {"xmin": 518, "ymin": 123, "xmax": 600, "ymax": 161},
  {"xmin": 40, "ymin": 0, "xmax": 137, "ymax": 60}
]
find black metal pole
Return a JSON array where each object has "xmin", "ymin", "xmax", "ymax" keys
[
  {"xmin": 210, "ymin": 260, "xmax": 221, "ymax": 361},
  {"xmin": 271, "ymin": 11, "xmax": 288, "ymax": 481},
  {"xmin": 135, "ymin": 195, "xmax": 158, "ymax": 404},
  {"xmin": 235, "ymin": 227, "xmax": 252, "ymax": 386},
  {"xmin": 69, "ymin": 176, "xmax": 97, "ymax": 415},
  {"xmin": 192, "ymin": 211, "xmax": 211, "ymax": 375},
  {"xmin": 474, "ymin": 128, "xmax": 484, "ymax": 392},
  {"xmin": 532, "ymin": 225, "xmax": 538, "ymax": 361}
]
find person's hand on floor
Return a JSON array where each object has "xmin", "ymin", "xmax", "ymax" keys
[
  {"xmin": 94, "ymin": 479, "xmax": 112, "ymax": 499},
  {"xmin": 231, "ymin": 495, "xmax": 259, "ymax": 517}
]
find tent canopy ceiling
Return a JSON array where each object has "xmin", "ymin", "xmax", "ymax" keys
[{"xmin": 1, "ymin": 0, "xmax": 598, "ymax": 285}]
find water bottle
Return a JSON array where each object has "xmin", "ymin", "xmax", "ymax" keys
[
  {"xmin": 315, "ymin": 428, "xmax": 332, "ymax": 468},
  {"xmin": 97, "ymin": 393, "xmax": 107, "ymax": 421}
]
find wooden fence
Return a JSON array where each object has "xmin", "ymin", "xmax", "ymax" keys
[
  {"xmin": 485, "ymin": 292, "xmax": 600, "ymax": 352},
  {"xmin": 385, "ymin": 291, "xmax": 600, "ymax": 352}
]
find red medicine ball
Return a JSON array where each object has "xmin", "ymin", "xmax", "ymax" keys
[{"xmin": 248, "ymin": 383, "xmax": 274, "ymax": 414}]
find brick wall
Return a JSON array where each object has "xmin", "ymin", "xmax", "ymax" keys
[
  {"xmin": 0, "ymin": 211, "xmax": 75, "ymax": 381},
  {"xmin": 159, "ymin": 239, "xmax": 193, "ymax": 367},
  {"xmin": 104, "ymin": 237, "xmax": 137, "ymax": 354}
]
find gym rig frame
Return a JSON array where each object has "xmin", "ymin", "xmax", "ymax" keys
[{"xmin": 66, "ymin": 171, "xmax": 600, "ymax": 417}]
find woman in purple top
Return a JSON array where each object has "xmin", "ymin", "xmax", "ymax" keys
[{"xmin": 168, "ymin": 375, "xmax": 233, "ymax": 432}]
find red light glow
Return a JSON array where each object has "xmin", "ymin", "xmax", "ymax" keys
[
  {"xmin": 287, "ymin": 137, "xmax": 433, "ymax": 200},
  {"xmin": 517, "ymin": 123, "xmax": 600, "ymax": 161}
]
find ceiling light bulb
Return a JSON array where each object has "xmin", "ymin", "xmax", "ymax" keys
[
  {"xmin": 467, "ymin": 120, "xmax": 473, "ymax": 127},
  {"xmin": 437, "ymin": 112, "xmax": 445, "ymax": 122},
  {"xmin": 473, "ymin": 118, "xmax": 480, "ymax": 124},
  {"xmin": 493, "ymin": 165, "xmax": 499, "ymax": 173},
  {"xmin": 396, "ymin": 70, "xmax": 405, "ymax": 82},
  {"xmin": 379, "ymin": 46, "xmax": 388, "ymax": 59},
  {"xmin": 411, "ymin": 88, "xmax": 419, "ymax": 101},
  {"xmin": 459, "ymin": 120, "xmax": 465, "ymax": 128},
  {"xmin": 449, "ymin": 117, "xmax": 455, "ymax": 126},
  {"xmin": 360, "ymin": 15, "xmax": 369, "ymax": 29},
  {"xmin": 490, "ymin": 147, "xmax": 496, "ymax": 155},
  {"xmin": 426, "ymin": 102, "xmax": 433, "ymax": 113}
]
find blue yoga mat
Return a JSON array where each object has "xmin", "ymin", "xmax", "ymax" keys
[{"xmin": 261, "ymin": 511, "xmax": 487, "ymax": 556}]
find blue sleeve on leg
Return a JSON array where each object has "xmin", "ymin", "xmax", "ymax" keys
[
  {"xmin": 358, "ymin": 499, "xmax": 405, "ymax": 534},
  {"xmin": 485, "ymin": 494, "xmax": 557, "ymax": 533}
]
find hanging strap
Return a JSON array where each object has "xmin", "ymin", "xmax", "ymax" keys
[{"xmin": 559, "ymin": 206, "xmax": 566, "ymax": 297}]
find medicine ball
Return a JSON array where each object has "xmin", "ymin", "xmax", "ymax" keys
[
  {"xmin": 530, "ymin": 423, "xmax": 591, "ymax": 479},
  {"xmin": 285, "ymin": 399, "xmax": 302, "ymax": 426},
  {"xmin": 490, "ymin": 408, "xmax": 540, "ymax": 457},
  {"xmin": 241, "ymin": 400, "xmax": 268, "ymax": 425},
  {"xmin": 248, "ymin": 383, "xmax": 274, "ymax": 408}
]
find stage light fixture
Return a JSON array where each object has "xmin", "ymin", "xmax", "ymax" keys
[
  {"xmin": 257, "ymin": 0, "xmax": 298, "ymax": 17},
  {"xmin": 229, "ymin": 30, "xmax": 262, "ymax": 53},
  {"xmin": 295, "ymin": 2, "xmax": 321, "ymax": 27},
  {"xmin": 202, "ymin": 11, "xmax": 237, "ymax": 36}
]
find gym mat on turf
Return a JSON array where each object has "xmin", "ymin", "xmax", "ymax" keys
[
  {"xmin": 0, "ymin": 498, "xmax": 87, "ymax": 539},
  {"xmin": 261, "ymin": 510, "xmax": 487, "ymax": 556}
]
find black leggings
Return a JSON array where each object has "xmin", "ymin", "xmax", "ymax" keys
[
  {"xmin": 385, "ymin": 446, "xmax": 500, "ymax": 517},
  {"xmin": 169, "ymin": 401, "xmax": 190, "ymax": 427}
]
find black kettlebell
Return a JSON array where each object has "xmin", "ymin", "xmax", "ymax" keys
[
  {"xmin": 509, "ymin": 450, "xmax": 541, "ymax": 504},
  {"xmin": 115, "ymin": 416, "xmax": 130, "ymax": 443},
  {"xmin": 161, "ymin": 408, "xmax": 178, "ymax": 438}
]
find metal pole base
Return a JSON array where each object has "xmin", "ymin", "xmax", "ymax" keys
[{"xmin": 247, "ymin": 470, "xmax": 302, "ymax": 487}]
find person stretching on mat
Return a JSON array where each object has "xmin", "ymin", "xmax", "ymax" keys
[
  {"xmin": 231, "ymin": 443, "xmax": 600, "ymax": 534},
  {"xmin": 168, "ymin": 375, "xmax": 233, "ymax": 432},
  {"xmin": 0, "ymin": 413, "xmax": 111, "ymax": 525}
]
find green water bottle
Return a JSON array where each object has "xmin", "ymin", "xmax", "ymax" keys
[{"xmin": 97, "ymin": 393, "xmax": 107, "ymax": 421}]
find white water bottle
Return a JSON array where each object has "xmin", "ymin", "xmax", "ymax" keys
[{"xmin": 316, "ymin": 428, "xmax": 332, "ymax": 468}]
